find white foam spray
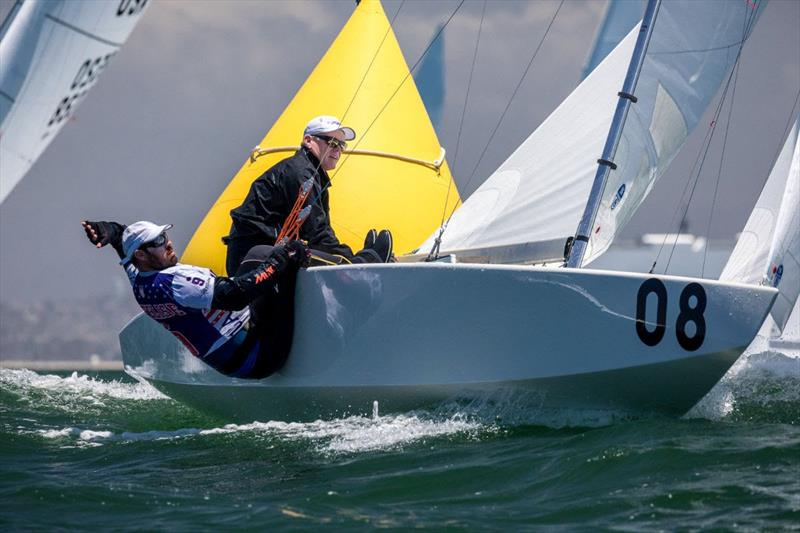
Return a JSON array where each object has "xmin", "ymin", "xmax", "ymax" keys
[
  {"xmin": 0, "ymin": 368, "xmax": 167, "ymax": 401},
  {"xmin": 34, "ymin": 411, "xmax": 490, "ymax": 455}
]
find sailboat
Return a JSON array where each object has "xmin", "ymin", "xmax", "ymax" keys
[
  {"xmin": 721, "ymin": 113, "xmax": 800, "ymax": 353},
  {"xmin": 120, "ymin": 0, "xmax": 781, "ymax": 423},
  {"xmin": 0, "ymin": 0, "xmax": 148, "ymax": 203}
]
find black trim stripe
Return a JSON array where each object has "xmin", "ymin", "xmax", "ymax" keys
[{"xmin": 45, "ymin": 14, "xmax": 123, "ymax": 48}]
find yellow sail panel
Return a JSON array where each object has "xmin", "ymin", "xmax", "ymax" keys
[{"xmin": 182, "ymin": 0, "xmax": 460, "ymax": 275}]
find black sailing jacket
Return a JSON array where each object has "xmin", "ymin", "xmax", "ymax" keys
[{"xmin": 226, "ymin": 147, "xmax": 355, "ymax": 261}]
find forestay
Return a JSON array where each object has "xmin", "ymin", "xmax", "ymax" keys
[
  {"xmin": 721, "ymin": 115, "xmax": 800, "ymax": 333},
  {"xmin": 419, "ymin": 0, "xmax": 766, "ymax": 266},
  {"xmin": 0, "ymin": 0, "xmax": 148, "ymax": 202}
]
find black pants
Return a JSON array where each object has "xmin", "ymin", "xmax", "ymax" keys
[{"xmin": 232, "ymin": 245, "xmax": 298, "ymax": 379}]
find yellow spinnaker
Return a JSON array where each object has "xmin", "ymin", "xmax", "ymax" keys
[{"xmin": 182, "ymin": 0, "xmax": 460, "ymax": 275}]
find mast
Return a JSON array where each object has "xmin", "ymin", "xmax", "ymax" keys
[{"xmin": 566, "ymin": 0, "xmax": 661, "ymax": 268}]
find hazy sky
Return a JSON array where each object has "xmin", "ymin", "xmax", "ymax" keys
[{"xmin": 1, "ymin": 0, "xmax": 798, "ymax": 303}]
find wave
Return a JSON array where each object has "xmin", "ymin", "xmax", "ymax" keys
[
  {"xmin": 31, "ymin": 410, "xmax": 491, "ymax": 455},
  {"xmin": 689, "ymin": 342, "xmax": 800, "ymax": 423},
  {"xmin": 0, "ymin": 368, "xmax": 167, "ymax": 401}
]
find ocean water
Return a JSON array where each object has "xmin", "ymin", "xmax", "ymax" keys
[{"xmin": 1, "ymin": 348, "xmax": 798, "ymax": 531}]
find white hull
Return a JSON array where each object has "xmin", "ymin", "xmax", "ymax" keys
[{"xmin": 120, "ymin": 264, "xmax": 777, "ymax": 421}]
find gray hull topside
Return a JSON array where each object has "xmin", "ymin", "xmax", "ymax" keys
[{"xmin": 121, "ymin": 264, "xmax": 776, "ymax": 422}]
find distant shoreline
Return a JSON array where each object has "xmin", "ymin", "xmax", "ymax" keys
[{"xmin": 1, "ymin": 360, "xmax": 124, "ymax": 371}]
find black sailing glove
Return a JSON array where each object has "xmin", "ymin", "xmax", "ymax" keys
[
  {"xmin": 82, "ymin": 220, "xmax": 126, "ymax": 259},
  {"xmin": 286, "ymin": 240, "xmax": 311, "ymax": 268},
  {"xmin": 211, "ymin": 245, "xmax": 294, "ymax": 310}
]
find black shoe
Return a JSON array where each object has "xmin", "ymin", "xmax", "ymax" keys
[
  {"xmin": 372, "ymin": 229, "xmax": 393, "ymax": 263},
  {"xmin": 363, "ymin": 228, "xmax": 377, "ymax": 250}
]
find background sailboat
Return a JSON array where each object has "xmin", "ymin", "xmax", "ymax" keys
[
  {"xmin": 721, "ymin": 113, "xmax": 800, "ymax": 349},
  {"xmin": 0, "ymin": 0, "xmax": 149, "ymax": 203}
]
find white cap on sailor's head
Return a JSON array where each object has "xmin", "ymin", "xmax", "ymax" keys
[
  {"xmin": 119, "ymin": 220, "xmax": 173, "ymax": 265},
  {"xmin": 303, "ymin": 115, "xmax": 356, "ymax": 141}
]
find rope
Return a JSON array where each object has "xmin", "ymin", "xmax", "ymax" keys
[
  {"xmin": 428, "ymin": 0, "xmax": 487, "ymax": 261},
  {"xmin": 431, "ymin": 0, "xmax": 565, "ymax": 254},
  {"xmin": 651, "ymin": 4, "xmax": 761, "ymax": 275},
  {"xmin": 287, "ymin": 1, "xmax": 465, "ymax": 238},
  {"xmin": 272, "ymin": 1, "xmax": 409, "ymax": 242},
  {"xmin": 701, "ymin": 63, "xmax": 741, "ymax": 278}
]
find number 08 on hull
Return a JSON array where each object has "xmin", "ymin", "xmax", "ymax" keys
[{"xmin": 120, "ymin": 263, "xmax": 777, "ymax": 422}]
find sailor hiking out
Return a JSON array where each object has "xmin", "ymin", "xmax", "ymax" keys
[
  {"xmin": 82, "ymin": 219, "xmax": 309, "ymax": 378},
  {"xmin": 225, "ymin": 115, "xmax": 394, "ymax": 274}
]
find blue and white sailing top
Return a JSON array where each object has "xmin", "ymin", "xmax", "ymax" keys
[{"xmin": 125, "ymin": 263, "xmax": 250, "ymax": 358}]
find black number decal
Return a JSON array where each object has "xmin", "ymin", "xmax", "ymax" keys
[
  {"xmin": 70, "ymin": 53, "xmax": 115, "ymax": 91},
  {"xmin": 70, "ymin": 60, "xmax": 90, "ymax": 90},
  {"xmin": 636, "ymin": 278, "xmax": 667, "ymax": 346},
  {"xmin": 675, "ymin": 282, "xmax": 706, "ymax": 351},
  {"xmin": 117, "ymin": 0, "xmax": 148, "ymax": 17},
  {"xmin": 48, "ymin": 53, "xmax": 116, "ymax": 128},
  {"xmin": 47, "ymin": 93, "xmax": 81, "ymax": 126},
  {"xmin": 635, "ymin": 279, "xmax": 707, "ymax": 351}
]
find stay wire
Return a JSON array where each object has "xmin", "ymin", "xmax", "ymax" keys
[
  {"xmin": 305, "ymin": 1, "xmax": 466, "ymax": 228},
  {"xmin": 651, "ymin": 123, "xmax": 714, "ymax": 273},
  {"xmin": 701, "ymin": 62, "xmax": 740, "ymax": 278},
  {"xmin": 436, "ymin": 0, "xmax": 565, "ymax": 250},
  {"xmin": 339, "ymin": 0, "xmax": 465, "ymax": 163},
  {"xmin": 655, "ymin": 4, "xmax": 760, "ymax": 275},
  {"xmin": 701, "ymin": 4, "xmax": 761, "ymax": 277},
  {"xmin": 339, "ymin": 0, "xmax": 407, "ymax": 132},
  {"xmin": 428, "ymin": 0, "xmax": 487, "ymax": 261},
  {"xmin": 276, "ymin": 1, "xmax": 409, "ymax": 245}
]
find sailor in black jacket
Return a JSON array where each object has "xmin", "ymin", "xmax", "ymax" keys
[{"xmin": 225, "ymin": 116, "xmax": 393, "ymax": 274}]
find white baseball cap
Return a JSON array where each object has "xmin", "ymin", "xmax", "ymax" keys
[
  {"xmin": 303, "ymin": 115, "xmax": 355, "ymax": 141},
  {"xmin": 120, "ymin": 221, "xmax": 173, "ymax": 265}
]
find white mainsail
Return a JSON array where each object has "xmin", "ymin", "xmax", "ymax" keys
[
  {"xmin": 419, "ymin": 0, "xmax": 766, "ymax": 265},
  {"xmin": 0, "ymin": 0, "xmax": 148, "ymax": 203},
  {"xmin": 721, "ymin": 115, "xmax": 800, "ymax": 334}
]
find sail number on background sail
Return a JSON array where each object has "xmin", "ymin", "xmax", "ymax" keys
[{"xmin": 0, "ymin": 0, "xmax": 149, "ymax": 202}]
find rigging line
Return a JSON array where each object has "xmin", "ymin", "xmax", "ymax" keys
[
  {"xmin": 650, "ymin": 123, "xmax": 715, "ymax": 273},
  {"xmin": 648, "ymin": 40, "xmax": 750, "ymax": 56},
  {"xmin": 283, "ymin": 0, "xmax": 408, "ymax": 235},
  {"xmin": 304, "ymin": 0, "xmax": 466, "ymax": 218},
  {"xmin": 339, "ymin": 0, "xmax": 407, "ymax": 128},
  {"xmin": 702, "ymin": 61, "xmax": 741, "ymax": 278},
  {"xmin": 439, "ymin": 0, "xmax": 565, "ymax": 239},
  {"xmin": 701, "ymin": 3, "xmax": 759, "ymax": 278},
  {"xmin": 652, "ymin": 3, "xmax": 763, "ymax": 274},
  {"xmin": 428, "ymin": 0, "xmax": 487, "ymax": 261},
  {"xmin": 337, "ymin": 0, "xmax": 466, "ymax": 171},
  {"xmin": 662, "ymin": 4, "xmax": 759, "ymax": 275}
]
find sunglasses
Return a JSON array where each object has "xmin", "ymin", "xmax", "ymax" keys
[
  {"xmin": 140, "ymin": 233, "xmax": 167, "ymax": 250},
  {"xmin": 314, "ymin": 134, "xmax": 347, "ymax": 151}
]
